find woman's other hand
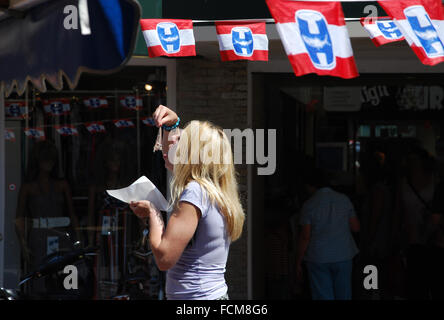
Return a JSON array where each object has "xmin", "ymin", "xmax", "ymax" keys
[
  {"xmin": 130, "ymin": 200, "xmax": 159, "ymax": 219},
  {"xmin": 153, "ymin": 105, "xmax": 178, "ymax": 128}
]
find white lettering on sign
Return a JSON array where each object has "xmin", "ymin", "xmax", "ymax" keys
[
  {"xmin": 429, "ymin": 86, "xmax": 444, "ymax": 110},
  {"xmin": 361, "ymin": 86, "xmax": 390, "ymax": 106}
]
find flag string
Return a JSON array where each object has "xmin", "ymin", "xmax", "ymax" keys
[
  {"xmin": 191, "ymin": 17, "xmax": 363, "ymax": 24},
  {"xmin": 4, "ymin": 115, "xmax": 154, "ymax": 131}
]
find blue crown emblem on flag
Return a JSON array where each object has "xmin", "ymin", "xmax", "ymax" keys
[
  {"xmin": 89, "ymin": 124, "xmax": 102, "ymax": 132},
  {"xmin": 232, "ymin": 27, "xmax": 254, "ymax": 57},
  {"xmin": 377, "ymin": 21, "xmax": 403, "ymax": 40},
  {"xmin": 8, "ymin": 104, "xmax": 21, "ymax": 117},
  {"xmin": 50, "ymin": 102, "xmax": 63, "ymax": 114},
  {"xmin": 117, "ymin": 120, "xmax": 131, "ymax": 127},
  {"xmin": 89, "ymin": 98, "xmax": 101, "ymax": 108},
  {"xmin": 297, "ymin": 10, "xmax": 335, "ymax": 70},
  {"xmin": 125, "ymin": 96, "xmax": 137, "ymax": 108},
  {"xmin": 405, "ymin": 5, "xmax": 444, "ymax": 58},
  {"xmin": 29, "ymin": 129, "xmax": 41, "ymax": 137},
  {"xmin": 157, "ymin": 22, "xmax": 181, "ymax": 54},
  {"xmin": 59, "ymin": 127, "xmax": 74, "ymax": 135}
]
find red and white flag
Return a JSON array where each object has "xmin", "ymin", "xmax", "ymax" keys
[
  {"xmin": 24, "ymin": 128, "xmax": 45, "ymax": 140},
  {"xmin": 83, "ymin": 97, "xmax": 108, "ymax": 109},
  {"xmin": 120, "ymin": 95, "xmax": 143, "ymax": 111},
  {"xmin": 265, "ymin": 0, "xmax": 358, "ymax": 79},
  {"xmin": 360, "ymin": 16, "xmax": 405, "ymax": 47},
  {"xmin": 113, "ymin": 119, "xmax": 135, "ymax": 128},
  {"xmin": 86, "ymin": 122, "xmax": 106, "ymax": 134},
  {"xmin": 43, "ymin": 99, "xmax": 71, "ymax": 116},
  {"xmin": 141, "ymin": 117, "xmax": 156, "ymax": 126},
  {"xmin": 215, "ymin": 21, "xmax": 268, "ymax": 61},
  {"xmin": 140, "ymin": 19, "xmax": 196, "ymax": 57},
  {"xmin": 5, "ymin": 101, "xmax": 29, "ymax": 119},
  {"xmin": 55, "ymin": 125, "xmax": 79, "ymax": 136},
  {"xmin": 5, "ymin": 129, "xmax": 15, "ymax": 142},
  {"xmin": 378, "ymin": 0, "xmax": 444, "ymax": 65}
]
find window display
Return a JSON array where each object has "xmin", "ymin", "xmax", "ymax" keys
[{"xmin": 3, "ymin": 66, "xmax": 167, "ymax": 300}]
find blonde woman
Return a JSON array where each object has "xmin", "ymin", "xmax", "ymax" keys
[{"xmin": 130, "ymin": 105, "xmax": 245, "ymax": 300}]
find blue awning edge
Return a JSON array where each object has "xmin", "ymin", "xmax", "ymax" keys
[{"xmin": 0, "ymin": 0, "xmax": 142, "ymax": 97}]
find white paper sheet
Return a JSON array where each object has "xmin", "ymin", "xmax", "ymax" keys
[{"xmin": 106, "ymin": 176, "xmax": 169, "ymax": 211}]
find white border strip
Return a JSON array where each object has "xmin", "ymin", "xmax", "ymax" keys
[
  {"xmin": 0, "ymin": 84, "xmax": 4, "ymax": 287},
  {"xmin": 78, "ymin": 0, "xmax": 92, "ymax": 36}
]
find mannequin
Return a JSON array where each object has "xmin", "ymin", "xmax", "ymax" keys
[{"xmin": 15, "ymin": 140, "xmax": 81, "ymax": 296}]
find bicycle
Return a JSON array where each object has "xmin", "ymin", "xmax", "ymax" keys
[
  {"xmin": 111, "ymin": 227, "xmax": 165, "ymax": 300},
  {"xmin": 0, "ymin": 243, "xmax": 98, "ymax": 300}
]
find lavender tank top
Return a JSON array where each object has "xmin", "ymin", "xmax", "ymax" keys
[{"xmin": 166, "ymin": 181, "xmax": 231, "ymax": 300}]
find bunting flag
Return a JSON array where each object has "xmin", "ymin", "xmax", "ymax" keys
[
  {"xmin": 113, "ymin": 119, "xmax": 135, "ymax": 128},
  {"xmin": 5, "ymin": 101, "xmax": 29, "ymax": 119},
  {"xmin": 43, "ymin": 99, "xmax": 71, "ymax": 116},
  {"xmin": 83, "ymin": 97, "xmax": 109, "ymax": 109},
  {"xmin": 140, "ymin": 19, "xmax": 196, "ymax": 57},
  {"xmin": 141, "ymin": 117, "xmax": 156, "ymax": 126},
  {"xmin": 360, "ymin": 16, "xmax": 405, "ymax": 47},
  {"xmin": 24, "ymin": 128, "xmax": 45, "ymax": 140},
  {"xmin": 215, "ymin": 21, "xmax": 269, "ymax": 61},
  {"xmin": 120, "ymin": 95, "xmax": 143, "ymax": 111},
  {"xmin": 55, "ymin": 125, "xmax": 79, "ymax": 136},
  {"xmin": 86, "ymin": 122, "xmax": 106, "ymax": 134},
  {"xmin": 265, "ymin": 0, "xmax": 359, "ymax": 79},
  {"xmin": 378, "ymin": 0, "xmax": 444, "ymax": 65},
  {"xmin": 5, "ymin": 129, "xmax": 15, "ymax": 142}
]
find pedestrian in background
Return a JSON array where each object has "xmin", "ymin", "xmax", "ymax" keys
[{"xmin": 296, "ymin": 169, "xmax": 360, "ymax": 300}]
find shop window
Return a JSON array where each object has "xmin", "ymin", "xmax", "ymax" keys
[{"xmin": 3, "ymin": 66, "xmax": 167, "ymax": 300}]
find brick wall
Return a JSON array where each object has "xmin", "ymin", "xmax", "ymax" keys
[{"xmin": 176, "ymin": 57, "xmax": 249, "ymax": 299}]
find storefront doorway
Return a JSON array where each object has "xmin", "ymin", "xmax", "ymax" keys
[{"xmin": 251, "ymin": 73, "xmax": 444, "ymax": 300}]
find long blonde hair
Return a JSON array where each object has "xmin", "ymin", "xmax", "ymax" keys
[{"xmin": 170, "ymin": 120, "xmax": 245, "ymax": 242}]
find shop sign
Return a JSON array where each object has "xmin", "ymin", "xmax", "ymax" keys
[
  {"xmin": 323, "ymin": 86, "xmax": 362, "ymax": 111},
  {"xmin": 324, "ymin": 85, "xmax": 444, "ymax": 112}
]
